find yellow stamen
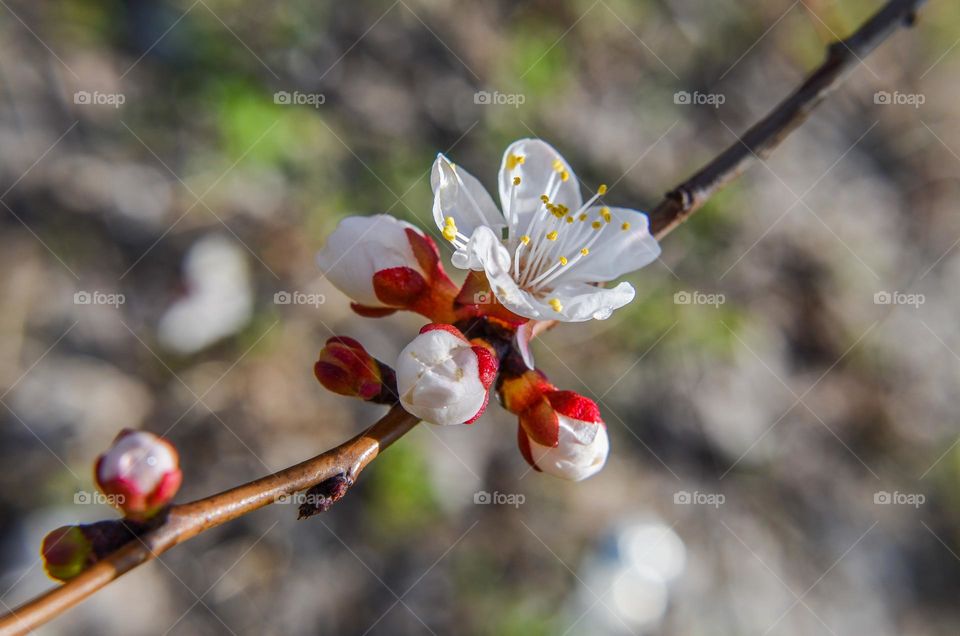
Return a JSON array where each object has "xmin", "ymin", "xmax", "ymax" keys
[
  {"xmin": 565, "ymin": 216, "xmax": 574, "ymax": 224},
  {"xmin": 442, "ymin": 225, "xmax": 458, "ymax": 242},
  {"xmin": 507, "ymin": 154, "xmax": 525, "ymax": 170},
  {"xmin": 597, "ymin": 184, "xmax": 608, "ymax": 195},
  {"xmin": 540, "ymin": 194, "xmax": 549, "ymax": 203},
  {"xmin": 581, "ymin": 248, "xmax": 590, "ymax": 256},
  {"xmin": 559, "ymin": 256, "xmax": 568, "ymax": 266},
  {"xmin": 592, "ymin": 221, "xmax": 602, "ymax": 230},
  {"xmin": 579, "ymin": 213, "xmax": 588, "ymax": 222},
  {"xmin": 600, "ymin": 207, "xmax": 611, "ymax": 223},
  {"xmin": 546, "ymin": 230, "xmax": 559, "ymax": 241},
  {"xmin": 444, "ymin": 216, "xmax": 455, "ymax": 226},
  {"xmin": 549, "ymin": 298, "xmax": 563, "ymax": 312},
  {"xmin": 520, "ymin": 235, "xmax": 531, "ymax": 245},
  {"xmin": 513, "ymin": 176, "xmax": 521, "ymax": 186},
  {"xmin": 621, "ymin": 222, "xmax": 631, "ymax": 231},
  {"xmin": 552, "ymin": 159, "xmax": 564, "ymax": 172},
  {"xmin": 560, "ymin": 170, "xmax": 570, "ymax": 182}
]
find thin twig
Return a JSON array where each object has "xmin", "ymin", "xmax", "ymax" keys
[
  {"xmin": 648, "ymin": 0, "xmax": 926, "ymax": 238},
  {"xmin": 0, "ymin": 0, "xmax": 927, "ymax": 632}
]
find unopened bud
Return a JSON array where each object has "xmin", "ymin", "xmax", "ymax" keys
[
  {"xmin": 314, "ymin": 336, "xmax": 397, "ymax": 404},
  {"xmin": 95, "ymin": 429, "xmax": 182, "ymax": 521},
  {"xmin": 396, "ymin": 324, "xmax": 498, "ymax": 426}
]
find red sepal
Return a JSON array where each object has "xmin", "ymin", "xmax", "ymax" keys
[
  {"xmin": 471, "ymin": 345, "xmax": 498, "ymax": 388},
  {"xmin": 405, "ymin": 228, "xmax": 441, "ymax": 276},
  {"xmin": 350, "ymin": 303, "xmax": 397, "ymax": 318},
  {"xmin": 517, "ymin": 427, "xmax": 541, "ymax": 471},
  {"xmin": 545, "ymin": 390, "xmax": 602, "ymax": 424},
  {"xmin": 373, "ymin": 267, "xmax": 428, "ymax": 307},
  {"xmin": 519, "ymin": 398, "xmax": 560, "ymax": 448}
]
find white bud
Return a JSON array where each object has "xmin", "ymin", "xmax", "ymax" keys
[
  {"xmin": 526, "ymin": 415, "xmax": 609, "ymax": 481},
  {"xmin": 396, "ymin": 326, "xmax": 493, "ymax": 426}
]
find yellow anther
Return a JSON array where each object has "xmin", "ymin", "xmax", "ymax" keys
[
  {"xmin": 552, "ymin": 159, "xmax": 564, "ymax": 172},
  {"xmin": 598, "ymin": 184, "xmax": 608, "ymax": 195},
  {"xmin": 592, "ymin": 221, "xmax": 602, "ymax": 230},
  {"xmin": 513, "ymin": 176, "xmax": 521, "ymax": 186},
  {"xmin": 579, "ymin": 213, "xmax": 588, "ymax": 222},
  {"xmin": 560, "ymin": 170, "xmax": 570, "ymax": 182},
  {"xmin": 600, "ymin": 207, "xmax": 611, "ymax": 223},
  {"xmin": 540, "ymin": 194, "xmax": 550, "ymax": 203},
  {"xmin": 559, "ymin": 256, "xmax": 568, "ymax": 266},
  {"xmin": 549, "ymin": 298, "xmax": 563, "ymax": 312},
  {"xmin": 520, "ymin": 235, "xmax": 531, "ymax": 245},
  {"xmin": 546, "ymin": 230, "xmax": 559, "ymax": 241},
  {"xmin": 507, "ymin": 154, "xmax": 525, "ymax": 170},
  {"xmin": 442, "ymin": 225, "xmax": 458, "ymax": 242},
  {"xmin": 444, "ymin": 216, "xmax": 456, "ymax": 226},
  {"xmin": 621, "ymin": 222, "xmax": 631, "ymax": 231},
  {"xmin": 581, "ymin": 248, "xmax": 590, "ymax": 256},
  {"xmin": 565, "ymin": 216, "xmax": 574, "ymax": 224}
]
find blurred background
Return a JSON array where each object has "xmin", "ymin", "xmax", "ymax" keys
[{"xmin": 0, "ymin": 0, "xmax": 958, "ymax": 634}]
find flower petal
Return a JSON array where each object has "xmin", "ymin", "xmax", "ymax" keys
[
  {"xmin": 316, "ymin": 214, "xmax": 423, "ymax": 307},
  {"xmin": 431, "ymin": 154, "xmax": 504, "ymax": 239},
  {"xmin": 559, "ymin": 207, "xmax": 661, "ymax": 284},
  {"xmin": 498, "ymin": 139, "xmax": 583, "ymax": 232}
]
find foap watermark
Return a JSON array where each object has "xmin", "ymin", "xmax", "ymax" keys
[
  {"xmin": 74, "ymin": 491, "xmax": 125, "ymax": 506},
  {"xmin": 674, "ymin": 290, "xmax": 725, "ymax": 307},
  {"xmin": 274, "ymin": 90, "xmax": 326, "ymax": 108},
  {"xmin": 73, "ymin": 90, "xmax": 126, "ymax": 108},
  {"xmin": 674, "ymin": 90, "xmax": 725, "ymax": 109},
  {"xmin": 474, "ymin": 90, "xmax": 526, "ymax": 108},
  {"xmin": 874, "ymin": 490, "xmax": 925, "ymax": 508},
  {"xmin": 74, "ymin": 290, "xmax": 125, "ymax": 308},
  {"xmin": 674, "ymin": 490, "xmax": 725, "ymax": 508},
  {"xmin": 874, "ymin": 291, "xmax": 924, "ymax": 308},
  {"xmin": 874, "ymin": 90, "xmax": 925, "ymax": 108},
  {"xmin": 274, "ymin": 492, "xmax": 330, "ymax": 506},
  {"xmin": 274, "ymin": 291, "xmax": 326, "ymax": 307},
  {"xmin": 474, "ymin": 490, "xmax": 525, "ymax": 508}
]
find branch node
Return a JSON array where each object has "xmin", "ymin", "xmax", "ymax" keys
[{"xmin": 297, "ymin": 472, "xmax": 355, "ymax": 519}]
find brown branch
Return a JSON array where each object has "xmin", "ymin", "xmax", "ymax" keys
[
  {"xmin": 0, "ymin": 0, "xmax": 927, "ymax": 633},
  {"xmin": 648, "ymin": 0, "xmax": 927, "ymax": 239},
  {"xmin": 0, "ymin": 405, "xmax": 419, "ymax": 636}
]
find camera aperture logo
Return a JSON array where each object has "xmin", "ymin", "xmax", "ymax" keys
[
  {"xmin": 873, "ymin": 90, "xmax": 925, "ymax": 108},
  {"xmin": 874, "ymin": 490, "xmax": 924, "ymax": 508},
  {"xmin": 473, "ymin": 290, "xmax": 494, "ymax": 304},
  {"xmin": 74, "ymin": 290, "xmax": 125, "ymax": 308},
  {"xmin": 474, "ymin": 490, "xmax": 525, "ymax": 508},
  {"xmin": 274, "ymin": 291, "xmax": 326, "ymax": 307},
  {"xmin": 674, "ymin": 490, "xmax": 724, "ymax": 508},
  {"xmin": 873, "ymin": 290, "xmax": 924, "ymax": 308},
  {"xmin": 674, "ymin": 90, "xmax": 725, "ymax": 109},
  {"xmin": 474, "ymin": 90, "xmax": 526, "ymax": 109},
  {"xmin": 674, "ymin": 290, "xmax": 725, "ymax": 307},
  {"xmin": 74, "ymin": 491, "xmax": 125, "ymax": 505},
  {"xmin": 274, "ymin": 90, "xmax": 326, "ymax": 108},
  {"xmin": 73, "ymin": 90, "xmax": 126, "ymax": 108}
]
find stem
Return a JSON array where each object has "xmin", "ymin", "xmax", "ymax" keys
[
  {"xmin": 648, "ymin": 0, "xmax": 927, "ymax": 239},
  {"xmin": 0, "ymin": 406, "xmax": 419, "ymax": 636},
  {"xmin": 0, "ymin": 1, "xmax": 927, "ymax": 632}
]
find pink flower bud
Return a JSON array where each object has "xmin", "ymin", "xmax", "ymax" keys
[
  {"xmin": 95, "ymin": 430, "xmax": 182, "ymax": 521},
  {"xmin": 396, "ymin": 324, "xmax": 498, "ymax": 426},
  {"xmin": 41, "ymin": 526, "xmax": 93, "ymax": 582},
  {"xmin": 314, "ymin": 337, "xmax": 396, "ymax": 403},
  {"xmin": 517, "ymin": 391, "xmax": 609, "ymax": 481}
]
